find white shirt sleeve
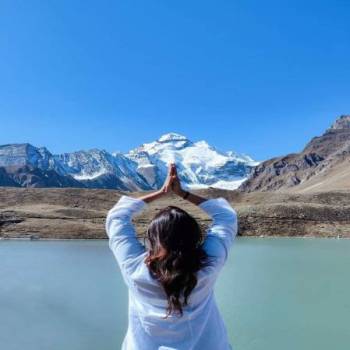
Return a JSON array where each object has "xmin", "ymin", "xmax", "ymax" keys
[
  {"xmin": 105, "ymin": 195, "xmax": 148, "ymax": 275},
  {"xmin": 198, "ymin": 197, "xmax": 238, "ymax": 267}
]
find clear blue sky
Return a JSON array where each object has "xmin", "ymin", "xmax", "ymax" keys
[{"xmin": 1, "ymin": 0, "xmax": 349, "ymax": 161}]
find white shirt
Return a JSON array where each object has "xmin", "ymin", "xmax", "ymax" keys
[{"xmin": 105, "ymin": 195, "xmax": 238, "ymax": 350}]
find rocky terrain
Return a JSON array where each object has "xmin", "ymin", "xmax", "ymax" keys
[
  {"xmin": 0, "ymin": 187, "xmax": 349, "ymax": 239},
  {"xmin": 239, "ymin": 115, "xmax": 350, "ymax": 193}
]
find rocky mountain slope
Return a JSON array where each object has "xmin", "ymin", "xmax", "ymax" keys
[
  {"xmin": 239, "ymin": 115, "xmax": 350, "ymax": 192},
  {"xmin": 0, "ymin": 133, "xmax": 257, "ymax": 191}
]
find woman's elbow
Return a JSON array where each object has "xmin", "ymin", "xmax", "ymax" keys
[{"xmin": 223, "ymin": 208, "xmax": 237, "ymax": 224}]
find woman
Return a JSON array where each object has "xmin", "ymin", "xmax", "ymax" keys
[{"xmin": 105, "ymin": 163, "xmax": 238, "ymax": 350}]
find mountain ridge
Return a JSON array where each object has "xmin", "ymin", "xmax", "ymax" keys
[
  {"xmin": 0, "ymin": 133, "xmax": 256, "ymax": 191},
  {"xmin": 238, "ymin": 115, "xmax": 350, "ymax": 192}
]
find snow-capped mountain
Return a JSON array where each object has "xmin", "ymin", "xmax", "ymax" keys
[
  {"xmin": 0, "ymin": 143, "xmax": 63, "ymax": 172},
  {"xmin": 0, "ymin": 133, "xmax": 259, "ymax": 190},
  {"xmin": 0, "ymin": 144, "xmax": 151, "ymax": 190},
  {"xmin": 0, "ymin": 144, "xmax": 83, "ymax": 188},
  {"xmin": 54, "ymin": 149, "xmax": 151, "ymax": 191},
  {"xmin": 125, "ymin": 132, "xmax": 258, "ymax": 190}
]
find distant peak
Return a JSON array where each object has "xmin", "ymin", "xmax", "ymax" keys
[
  {"xmin": 195, "ymin": 140, "xmax": 210, "ymax": 147},
  {"xmin": 330, "ymin": 115, "xmax": 350, "ymax": 130},
  {"xmin": 157, "ymin": 132, "xmax": 189, "ymax": 143}
]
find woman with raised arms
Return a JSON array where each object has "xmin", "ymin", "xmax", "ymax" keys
[{"xmin": 105, "ymin": 163, "xmax": 238, "ymax": 350}]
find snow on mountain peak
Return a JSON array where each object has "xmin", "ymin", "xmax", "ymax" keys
[
  {"xmin": 124, "ymin": 133, "xmax": 258, "ymax": 190},
  {"xmin": 194, "ymin": 140, "xmax": 211, "ymax": 148},
  {"xmin": 130, "ymin": 132, "xmax": 193, "ymax": 157},
  {"xmin": 158, "ymin": 132, "xmax": 188, "ymax": 143}
]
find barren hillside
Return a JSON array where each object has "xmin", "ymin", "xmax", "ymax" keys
[{"xmin": 1, "ymin": 187, "xmax": 349, "ymax": 239}]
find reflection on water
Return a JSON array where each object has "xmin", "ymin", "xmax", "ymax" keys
[{"xmin": 0, "ymin": 238, "xmax": 349, "ymax": 350}]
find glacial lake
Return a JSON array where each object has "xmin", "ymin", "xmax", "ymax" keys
[{"xmin": 1, "ymin": 238, "xmax": 349, "ymax": 350}]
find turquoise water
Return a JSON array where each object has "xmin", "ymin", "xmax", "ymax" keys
[{"xmin": 0, "ymin": 238, "xmax": 349, "ymax": 350}]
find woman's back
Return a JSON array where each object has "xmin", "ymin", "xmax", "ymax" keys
[{"xmin": 106, "ymin": 194, "xmax": 238, "ymax": 350}]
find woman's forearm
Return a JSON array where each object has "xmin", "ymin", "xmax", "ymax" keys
[
  {"xmin": 137, "ymin": 189, "xmax": 165, "ymax": 203},
  {"xmin": 136, "ymin": 188, "xmax": 208, "ymax": 206},
  {"xmin": 176, "ymin": 188, "xmax": 208, "ymax": 206}
]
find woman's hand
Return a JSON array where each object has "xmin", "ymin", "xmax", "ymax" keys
[
  {"xmin": 169, "ymin": 163, "xmax": 185, "ymax": 196},
  {"xmin": 137, "ymin": 163, "xmax": 176, "ymax": 203},
  {"xmin": 168, "ymin": 163, "xmax": 207, "ymax": 205},
  {"xmin": 150, "ymin": 162, "xmax": 184, "ymax": 196},
  {"xmin": 159, "ymin": 163, "xmax": 177, "ymax": 194},
  {"xmin": 138, "ymin": 163, "xmax": 207, "ymax": 205}
]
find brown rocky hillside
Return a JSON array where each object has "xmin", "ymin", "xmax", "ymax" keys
[
  {"xmin": 0, "ymin": 187, "xmax": 349, "ymax": 239},
  {"xmin": 238, "ymin": 115, "xmax": 350, "ymax": 193}
]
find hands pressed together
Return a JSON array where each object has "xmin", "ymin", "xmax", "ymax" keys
[
  {"xmin": 159, "ymin": 163, "xmax": 185, "ymax": 196},
  {"xmin": 137, "ymin": 163, "xmax": 186, "ymax": 204},
  {"xmin": 137, "ymin": 162, "xmax": 207, "ymax": 205}
]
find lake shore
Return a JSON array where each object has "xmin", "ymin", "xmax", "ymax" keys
[
  {"xmin": 2, "ymin": 236, "xmax": 350, "ymax": 241},
  {"xmin": 1, "ymin": 187, "xmax": 349, "ymax": 239}
]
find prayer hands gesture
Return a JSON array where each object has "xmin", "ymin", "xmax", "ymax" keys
[{"xmin": 160, "ymin": 163, "xmax": 184, "ymax": 196}]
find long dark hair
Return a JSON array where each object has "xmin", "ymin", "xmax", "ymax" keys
[{"xmin": 144, "ymin": 205, "xmax": 210, "ymax": 318}]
